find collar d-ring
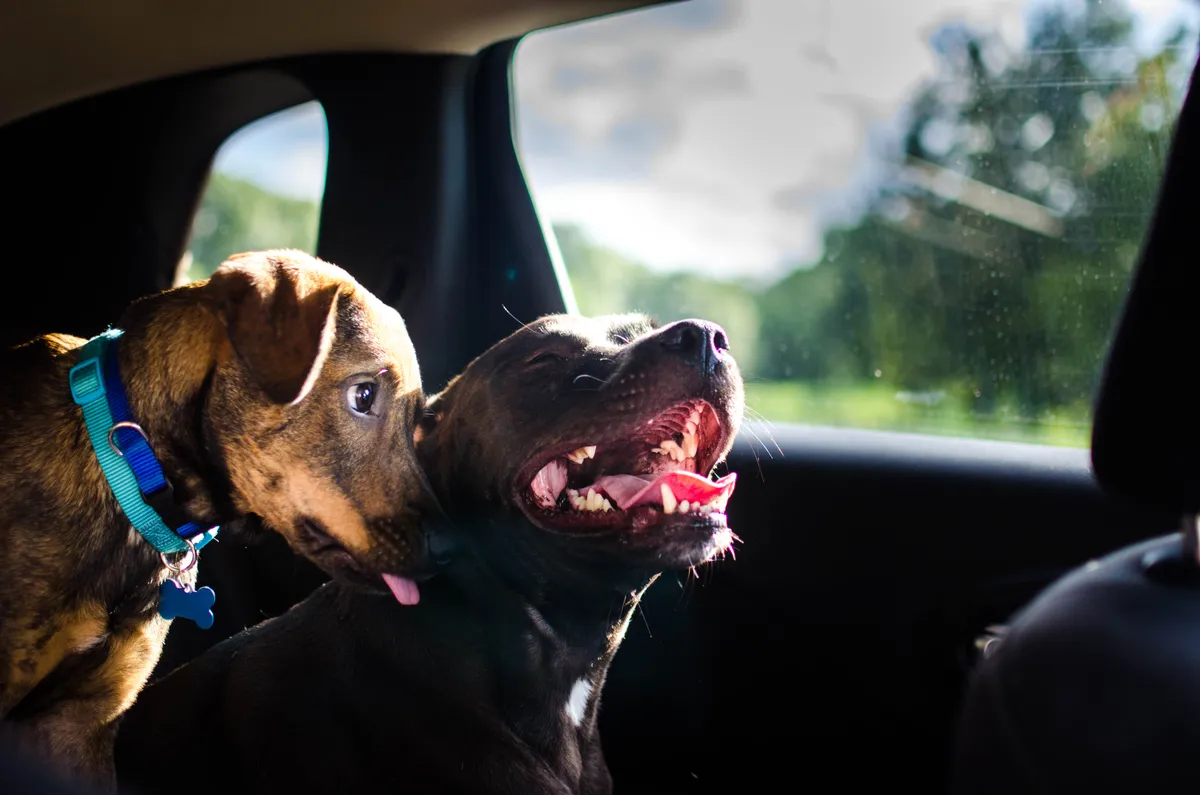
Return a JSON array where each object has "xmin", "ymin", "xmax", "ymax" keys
[
  {"xmin": 107, "ymin": 420, "xmax": 149, "ymax": 457},
  {"xmin": 160, "ymin": 536, "xmax": 199, "ymax": 576}
]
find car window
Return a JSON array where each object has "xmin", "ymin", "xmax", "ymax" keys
[
  {"xmin": 177, "ymin": 101, "xmax": 328, "ymax": 286},
  {"xmin": 512, "ymin": 0, "xmax": 1198, "ymax": 447}
]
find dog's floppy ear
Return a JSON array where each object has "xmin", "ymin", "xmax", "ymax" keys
[{"xmin": 208, "ymin": 250, "xmax": 341, "ymax": 405}]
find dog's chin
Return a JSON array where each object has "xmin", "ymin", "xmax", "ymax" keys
[
  {"xmin": 512, "ymin": 399, "xmax": 739, "ymax": 570},
  {"xmin": 295, "ymin": 517, "xmax": 417, "ymax": 594}
]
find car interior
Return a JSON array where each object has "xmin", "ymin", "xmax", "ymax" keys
[{"xmin": 1, "ymin": 0, "xmax": 1197, "ymax": 792}]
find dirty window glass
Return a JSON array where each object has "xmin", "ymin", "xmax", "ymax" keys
[
  {"xmin": 513, "ymin": 0, "xmax": 1198, "ymax": 447},
  {"xmin": 176, "ymin": 101, "xmax": 328, "ymax": 286}
]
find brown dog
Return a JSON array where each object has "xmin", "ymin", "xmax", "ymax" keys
[{"xmin": 0, "ymin": 249, "xmax": 433, "ymax": 789}]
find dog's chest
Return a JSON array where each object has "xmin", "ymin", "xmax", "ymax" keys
[{"xmin": 564, "ymin": 676, "xmax": 593, "ymax": 727}]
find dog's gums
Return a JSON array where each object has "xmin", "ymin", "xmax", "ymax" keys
[{"xmin": 518, "ymin": 399, "xmax": 737, "ymax": 533}]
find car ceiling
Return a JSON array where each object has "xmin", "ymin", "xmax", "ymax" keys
[{"xmin": 0, "ymin": 0, "xmax": 660, "ymax": 127}]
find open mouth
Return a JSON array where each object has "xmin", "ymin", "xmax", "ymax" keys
[{"xmin": 516, "ymin": 399, "xmax": 737, "ymax": 534}]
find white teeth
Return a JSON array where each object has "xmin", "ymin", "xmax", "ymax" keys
[
  {"xmin": 579, "ymin": 489, "xmax": 612, "ymax": 512},
  {"xmin": 661, "ymin": 484, "xmax": 677, "ymax": 514},
  {"xmin": 679, "ymin": 500, "xmax": 690, "ymax": 514},
  {"xmin": 566, "ymin": 487, "xmax": 614, "ymax": 512},
  {"xmin": 566, "ymin": 446, "xmax": 597, "ymax": 464},
  {"xmin": 683, "ymin": 432, "xmax": 698, "ymax": 459}
]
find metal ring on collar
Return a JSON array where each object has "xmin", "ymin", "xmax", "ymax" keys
[
  {"xmin": 160, "ymin": 536, "xmax": 199, "ymax": 575},
  {"xmin": 107, "ymin": 421, "xmax": 149, "ymax": 457}
]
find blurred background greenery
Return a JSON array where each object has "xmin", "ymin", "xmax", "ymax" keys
[{"xmin": 184, "ymin": 1, "xmax": 1188, "ymax": 449}]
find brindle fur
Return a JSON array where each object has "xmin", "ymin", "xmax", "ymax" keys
[
  {"xmin": 114, "ymin": 313, "xmax": 744, "ymax": 795},
  {"xmin": 0, "ymin": 250, "xmax": 430, "ymax": 789}
]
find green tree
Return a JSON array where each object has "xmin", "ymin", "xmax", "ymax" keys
[
  {"xmin": 182, "ymin": 172, "xmax": 321, "ymax": 283},
  {"xmin": 756, "ymin": 0, "xmax": 1184, "ymax": 420}
]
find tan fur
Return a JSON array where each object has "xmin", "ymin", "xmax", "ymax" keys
[
  {"xmin": 3, "ymin": 605, "xmax": 108, "ymax": 714},
  {"xmin": 0, "ymin": 250, "xmax": 430, "ymax": 789}
]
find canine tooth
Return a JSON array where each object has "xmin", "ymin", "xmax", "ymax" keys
[
  {"xmin": 566, "ymin": 446, "xmax": 596, "ymax": 464},
  {"xmin": 661, "ymin": 484, "xmax": 677, "ymax": 514},
  {"xmin": 683, "ymin": 433, "xmax": 698, "ymax": 459},
  {"xmin": 679, "ymin": 500, "xmax": 690, "ymax": 514},
  {"xmin": 601, "ymin": 497, "xmax": 613, "ymax": 512}
]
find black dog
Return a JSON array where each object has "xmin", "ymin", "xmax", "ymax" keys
[{"xmin": 113, "ymin": 313, "xmax": 744, "ymax": 795}]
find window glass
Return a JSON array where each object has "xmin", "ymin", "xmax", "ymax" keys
[
  {"xmin": 177, "ymin": 101, "xmax": 328, "ymax": 286},
  {"xmin": 513, "ymin": 0, "xmax": 1198, "ymax": 447}
]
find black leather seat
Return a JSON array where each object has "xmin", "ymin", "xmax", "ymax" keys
[{"xmin": 953, "ymin": 534, "xmax": 1200, "ymax": 793}]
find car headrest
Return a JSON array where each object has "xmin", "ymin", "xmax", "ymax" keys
[{"xmin": 1091, "ymin": 61, "xmax": 1200, "ymax": 513}]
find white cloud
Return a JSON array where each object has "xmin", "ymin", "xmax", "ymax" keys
[{"xmin": 514, "ymin": 0, "xmax": 1197, "ymax": 280}]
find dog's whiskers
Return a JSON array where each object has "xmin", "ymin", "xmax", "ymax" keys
[
  {"xmin": 744, "ymin": 409, "xmax": 784, "ymax": 459},
  {"xmin": 741, "ymin": 425, "xmax": 766, "ymax": 482},
  {"xmin": 500, "ymin": 304, "xmax": 533, "ymax": 332},
  {"xmin": 572, "ymin": 374, "xmax": 608, "ymax": 389}
]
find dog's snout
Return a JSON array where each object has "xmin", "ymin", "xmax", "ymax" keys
[{"xmin": 658, "ymin": 319, "xmax": 729, "ymax": 373}]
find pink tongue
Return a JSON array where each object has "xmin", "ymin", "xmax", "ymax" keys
[
  {"xmin": 382, "ymin": 573, "xmax": 420, "ymax": 606},
  {"xmin": 591, "ymin": 471, "xmax": 737, "ymax": 511}
]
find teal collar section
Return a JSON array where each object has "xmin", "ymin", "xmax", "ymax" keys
[{"xmin": 68, "ymin": 330, "xmax": 217, "ymax": 555}]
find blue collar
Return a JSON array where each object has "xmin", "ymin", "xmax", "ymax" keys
[{"xmin": 68, "ymin": 329, "xmax": 218, "ymax": 555}]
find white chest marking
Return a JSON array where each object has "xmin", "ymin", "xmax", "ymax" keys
[{"xmin": 565, "ymin": 677, "xmax": 593, "ymax": 727}]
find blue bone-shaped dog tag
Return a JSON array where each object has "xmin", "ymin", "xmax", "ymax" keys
[{"xmin": 158, "ymin": 579, "xmax": 216, "ymax": 629}]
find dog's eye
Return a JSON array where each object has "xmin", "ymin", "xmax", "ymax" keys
[
  {"xmin": 346, "ymin": 382, "xmax": 377, "ymax": 416},
  {"xmin": 527, "ymin": 352, "xmax": 566, "ymax": 366}
]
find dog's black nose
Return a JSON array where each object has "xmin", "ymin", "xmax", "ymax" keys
[{"xmin": 658, "ymin": 319, "xmax": 729, "ymax": 373}]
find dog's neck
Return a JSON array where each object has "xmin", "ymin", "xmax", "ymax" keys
[
  {"xmin": 393, "ymin": 515, "xmax": 657, "ymax": 789},
  {"xmin": 113, "ymin": 288, "xmax": 236, "ymax": 528}
]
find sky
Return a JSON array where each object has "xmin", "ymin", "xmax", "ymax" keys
[{"xmin": 211, "ymin": 0, "xmax": 1199, "ymax": 283}]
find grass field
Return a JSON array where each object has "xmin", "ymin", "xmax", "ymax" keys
[{"xmin": 743, "ymin": 381, "xmax": 1092, "ymax": 448}]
